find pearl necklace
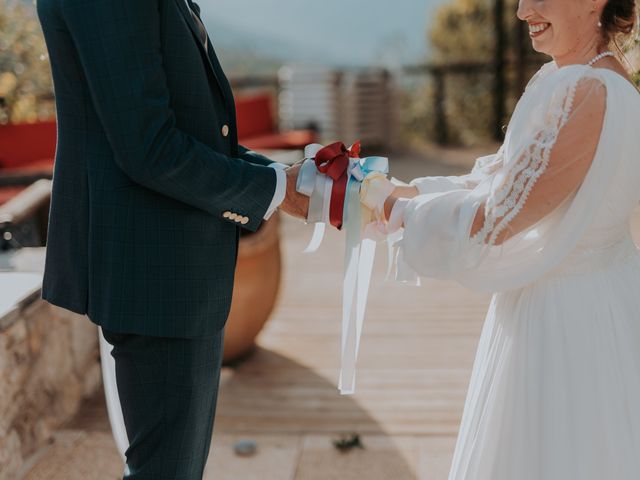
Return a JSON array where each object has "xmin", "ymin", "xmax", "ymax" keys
[{"xmin": 587, "ymin": 51, "xmax": 615, "ymax": 66}]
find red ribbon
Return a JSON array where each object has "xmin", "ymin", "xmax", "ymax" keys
[{"xmin": 314, "ymin": 141, "xmax": 361, "ymax": 230}]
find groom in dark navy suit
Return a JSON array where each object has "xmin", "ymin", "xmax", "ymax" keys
[{"xmin": 37, "ymin": 0, "xmax": 307, "ymax": 477}]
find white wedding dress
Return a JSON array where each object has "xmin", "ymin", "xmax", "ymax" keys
[
  {"xmin": 394, "ymin": 61, "xmax": 640, "ymax": 479},
  {"xmin": 100, "ymin": 60, "xmax": 640, "ymax": 477}
]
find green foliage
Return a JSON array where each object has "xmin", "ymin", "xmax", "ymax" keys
[
  {"xmin": 631, "ymin": 41, "xmax": 640, "ymax": 87},
  {"xmin": 0, "ymin": 0, "xmax": 54, "ymax": 124},
  {"xmin": 403, "ymin": 0, "xmax": 544, "ymax": 146},
  {"xmin": 428, "ymin": 0, "xmax": 496, "ymax": 64},
  {"xmin": 407, "ymin": 0, "xmax": 640, "ymax": 146}
]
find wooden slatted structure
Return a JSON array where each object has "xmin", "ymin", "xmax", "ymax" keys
[{"xmin": 278, "ymin": 66, "xmax": 396, "ymax": 148}]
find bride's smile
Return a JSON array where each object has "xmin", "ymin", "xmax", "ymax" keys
[
  {"xmin": 517, "ymin": 0, "xmax": 614, "ymax": 67},
  {"xmin": 528, "ymin": 21, "xmax": 551, "ymax": 37}
]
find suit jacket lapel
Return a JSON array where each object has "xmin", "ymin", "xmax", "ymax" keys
[
  {"xmin": 206, "ymin": 44, "xmax": 239, "ymax": 148},
  {"xmin": 173, "ymin": 0, "xmax": 227, "ymax": 100}
]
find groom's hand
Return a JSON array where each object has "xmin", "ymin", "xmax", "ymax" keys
[{"xmin": 279, "ymin": 163, "xmax": 309, "ymax": 220}]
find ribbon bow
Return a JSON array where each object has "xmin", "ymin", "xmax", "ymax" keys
[
  {"xmin": 314, "ymin": 141, "xmax": 361, "ymax": 230},
  {"xmin": 295, "ymin": 142, "xmax": 390, "ymax": 395}
]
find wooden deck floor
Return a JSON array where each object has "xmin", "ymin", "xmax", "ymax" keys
[{"xmin": 24, "ymin": 143, "xmax": 625, "ymax": 480}]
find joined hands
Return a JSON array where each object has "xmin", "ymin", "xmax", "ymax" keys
[
  {"xmin": 382, "ymin": 186, "xmax": 419, "ymax": 223},
  {"xmin": 278, "ymin": 156, "xmax": 419, "ymax": 231},
  {"xmin": 279, "ymin": 163, "xmax": 309, "ymax": 220}
]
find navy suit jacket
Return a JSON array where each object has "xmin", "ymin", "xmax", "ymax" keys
[{"xmin": 37, "ymin": 0, "xmax": 277, "ymax": 337}]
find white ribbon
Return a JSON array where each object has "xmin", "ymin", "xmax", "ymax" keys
[{"xmin": 296, "ymin": 143, "xmax": 393, "ymax": 394}]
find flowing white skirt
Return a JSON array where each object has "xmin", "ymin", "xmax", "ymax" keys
[{"xmin": 448, "ymin": 246, "xmax": 640, "ymax": 479}]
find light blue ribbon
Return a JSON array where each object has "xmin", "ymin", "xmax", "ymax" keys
[
  {"xmin": 294, "ymin": 144, "xmax": 392, "ymax": 394},
  {"xmin": 339, "ymin": 156, "xmax": 389, "ymax": 394}
]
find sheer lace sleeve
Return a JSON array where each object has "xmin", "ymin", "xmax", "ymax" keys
[
  {"xmin": 471, "ymin": 74, "xmax": 606, "ymax": 246},
  {"xmin": 408, "ymin": 147, "xmax": 504, "ymax": 194},
  {"xmin": 407, "ymin": 63, "xmax": 558, "ymax": 196},
  {"xmin": 396, "ymin": 66, "xmax": 619, "ymax": 293}
]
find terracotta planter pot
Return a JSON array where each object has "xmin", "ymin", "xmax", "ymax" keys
[{"xmin": 222, "ymin": 212, "xmax": 282, "ymax": 364}]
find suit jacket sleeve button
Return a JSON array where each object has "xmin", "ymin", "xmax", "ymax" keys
[
  {"xmin": 221, "ymin": 124, "xmax": 230, "ymax": 137},
  {"xmin": 240, "ymin": 217, "xmax": 249, "ymax": 225},
  {"xmin": 223, "ymin": 211, "xmax": 231, "ymax": 218}
]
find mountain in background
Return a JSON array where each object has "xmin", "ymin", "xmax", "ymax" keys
[
  {"xmin": 205, "ymin": 19, "xmax": 336, "ymax": 76},
  {"xmin": 202, "ymin": 0, "xmax": 449, "ymax": 74}
]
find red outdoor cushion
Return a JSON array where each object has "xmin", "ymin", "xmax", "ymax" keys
[
  {"xmin": 241, "ymin": 130, "xmax": 317, "ymax": 151},
  {"xmin": 1, "ymin": 158, "xmax": 54, "ymax": 173},
  {"xmin": 0, "ymin": 121, "xmax": 57, "ymax": 169},
  {"xmin": 235, "ymin": 93, "xmax": 275, "ymax": 140},
  {"xmin": 235, "ymin": 93, "xmax": 317, "ymax": 150}
]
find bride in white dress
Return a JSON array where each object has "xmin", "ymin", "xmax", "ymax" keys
[{"xmin": 378, "ymin": 0, "xmax": 640, "ymax": 478}]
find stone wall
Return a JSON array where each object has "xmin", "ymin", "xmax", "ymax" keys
[{"xmin": 0, "ymin": 300, "xmax": 101, "ymax": 478}]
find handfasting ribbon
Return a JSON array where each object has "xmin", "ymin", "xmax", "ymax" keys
[
  {"xmin": 303, "ymin": 175, "xmax": 332, "ymax": 253},
  {"xmin": 360, "ymin": 176, "xmax": 421, "ymax": 287},
  {"xmin": 314, "ymin": 142, "xmax": 359, "ymax": 230},
  {"xmin": 295, "ymin": 141, "xmax": 391, "ymax": 394},
  {"xmin": 298, "ymin": 144, "xmax": 329, "ymax": 252},
  {"xmin": 297, "ymin": 144, "xmax": 324, "ymax": 196},
  {"xmin": 338, "ymin": 154, "xmax": 391, "ymax": 394}
]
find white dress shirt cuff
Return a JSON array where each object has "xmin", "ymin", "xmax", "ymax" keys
[{"xmin": 264, "ymin": 163, "xmax": 288, "ymax": 220}]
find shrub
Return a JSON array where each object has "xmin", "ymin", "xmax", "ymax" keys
[{"xmin": 0, "ymin": 0, "xmax": 54, "ymax": 124}]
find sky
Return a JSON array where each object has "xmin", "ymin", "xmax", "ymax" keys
[{"xmin": 199, "ymin": 0, "xmax": 450, "ymax": 67}]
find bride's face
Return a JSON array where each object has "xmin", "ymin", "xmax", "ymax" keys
[{"xmin": 516, "ymin": 0, "xmax": 604, "ymax": 57}]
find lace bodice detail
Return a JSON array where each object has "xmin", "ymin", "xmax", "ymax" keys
[
  {"xmin": 396, "ymin": 61, "xmax": 640, "ymax": 293},
  {"xmin": 471, "ymin": 74, "xmax": 579, "ymax": 246}
]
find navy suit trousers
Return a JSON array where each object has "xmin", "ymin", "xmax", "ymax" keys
[{"xmin": 102, "ymin": 329, "xmax": 224, "ymax": 479}]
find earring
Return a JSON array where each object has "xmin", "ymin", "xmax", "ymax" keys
[{"xmin": 597, "ymin": 20, "xmax": 602, "ymax": 27}]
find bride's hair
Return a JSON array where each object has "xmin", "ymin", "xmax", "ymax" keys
[{"xmin": 600, "ymin": 0, "xmax": 638, "ymax": 48}]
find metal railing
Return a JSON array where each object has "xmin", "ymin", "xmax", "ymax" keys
[{"xmin": 402, "ymin": 57, "xmax": 545, "ymax": 145}]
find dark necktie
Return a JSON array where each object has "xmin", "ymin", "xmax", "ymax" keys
[
  {"xmin": 185, "ymin": 0, "xmax": 208, "ymax": 50},
  {"xmin": 183, "ymin": 0, "xmax": 237, "ymax": 135}
]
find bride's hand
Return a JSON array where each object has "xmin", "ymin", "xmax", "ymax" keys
[{"xmin": 383, "ymin": 186, "xmax": 419, "ymax": 222}]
